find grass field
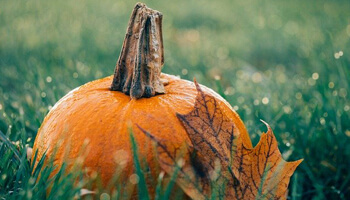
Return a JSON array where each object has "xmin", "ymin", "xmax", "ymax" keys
[{"xmin": 1, "ymin": 0, "xmax": 350, "ymax": 199}]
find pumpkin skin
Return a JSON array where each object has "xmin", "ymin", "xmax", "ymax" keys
[{"xmin": 31, "ymin": 73, "xmax": 252, "ymax": 185}]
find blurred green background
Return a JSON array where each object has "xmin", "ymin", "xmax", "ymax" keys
[{"xmin": 1, "ymin": 0, "xmax": 350, "ymax": 199}]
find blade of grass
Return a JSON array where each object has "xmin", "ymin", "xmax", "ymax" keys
[
  {"xmin": 155, "ymin": 171, "xmax": 165, "ymax": 200},
  {"xmin": 161, "ymin": 162, "xmax": 181, "ymax": 200},
  {"xmin": 129, "ymin": 129, "xmax": 150, "ymax": 200},
  {"xmin": 0, "ymin": 130, "xmax": 21, "ymax": 162}
]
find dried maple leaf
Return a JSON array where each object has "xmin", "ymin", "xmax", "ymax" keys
[
  {"xmin": 228, "ymin": 121, "xmax": 302, "ymax": 199},
  {"xmin": 140, "ymin": 80, "xmax": 302, "ymax": 200},
  {"xmin": 138, "ymin": 125, "xmax": 207, "ymax": 199}
]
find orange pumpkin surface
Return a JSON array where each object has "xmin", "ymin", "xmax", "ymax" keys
[
  {"xmin": 31, "ymin": 2, "xmax": 252, "ymax": 190},
  {"xmin": 32, "ymin": 74, "xmax": 251, "ymax": 184}
]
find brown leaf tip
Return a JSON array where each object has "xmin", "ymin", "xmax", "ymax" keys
[
  {"xmin": 260, "ymin": 119, "xmax": 272, "ymax": 134},
  {"xmin": 193, "ymin": 78, "xmax": 203, "ymax": 93}
]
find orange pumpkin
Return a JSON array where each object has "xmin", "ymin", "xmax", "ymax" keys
[{"xmin": 32, "ymin": 2, "xmax": 252, "ymax": 191}]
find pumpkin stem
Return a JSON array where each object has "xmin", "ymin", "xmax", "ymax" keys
[{"xmin": 111, "ymin": 3, "xmax": 165, "ymax": 99}]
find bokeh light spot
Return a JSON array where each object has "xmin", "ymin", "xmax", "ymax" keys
[
  {"xmin": 262, "ymin": 97, "xmax": 269, "ymax": 104},
  {"xmin": 46, "ymin": 76, "xmax": 52, "ymax": 83},
  {"xmin": 344, "ymin": 105, "xmax": 350, "ymax": 112},
  {"xmin": 100, "ymin": 193, "xmax": 110, "ymax": 200},
  {"xmin": 328, "ymin": 82, "xmax": 335, "ymax": 88},
  {"xmin": 320, "ymin": 118, "xmax": 326, "ymax": 125},
  {"xmin": 129, "ymin": 174, "xmax": 139, "ymax": 185},
  {"xmin": 295, "ymin": 93, "xmax": 302, "ymax": 99},
  {"xmin": 253, "ymin": 99, "xmax": 260, "ymax": 106},
  {"xmin": 252, "ymin": 72, "xmax": 262, "ymax": 83}
]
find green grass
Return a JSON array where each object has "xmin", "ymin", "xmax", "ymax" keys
[{"xmin": 1, "ymin": 0, "xmax": 350, "ymax": 199}]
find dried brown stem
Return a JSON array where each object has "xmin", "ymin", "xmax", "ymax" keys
[{"xmin": 110, "ymin": 3, "xmax": 165, "ymax": 99}]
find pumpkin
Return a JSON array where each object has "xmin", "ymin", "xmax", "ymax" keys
[{"xmin": 31, "ymin": 2, "xmax": 252, "ymax": 193}]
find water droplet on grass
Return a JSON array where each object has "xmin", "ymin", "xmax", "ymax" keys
[
  {"xmin": 129, "ymin": 174, "xmax": 139, "ymax": 184},
  {"xmin": 328, "ymin": 82, "xmax": 335, "ymax": 88},
  {"xmin": 283, "ymin": 106, "xmax": 292, "ymax": 114},
  {"xmin": 254, "ymin": 99, "xmax": 260, "ymax": 105},
  {"xmin": 344, "ymin": 105, "xmax": 349, "ymax": 111},
  {"xmin": 320, "ymin": 118, "xmax": 326, "ymax": 125},
  {"xmin": 100, "ymin": 193, "xmax": 110, "ymax": 200},
  {"xmin": 252, "ymin": 72, "xmax": 262, "ymax": 83},
  {"xmin": 334, "ymin": 52, "xmax": 340, "ymax": 59},
  {"xmin": 295, "ymin": 93, "xmax": 302, "ymax": 99},
  {"xmin": 46, "ymin": 76, "xmax": 52, "ymax": 83},
  {"xmin": 262, "ymin": 97, "xmax": 269, "ymax": 104}
]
